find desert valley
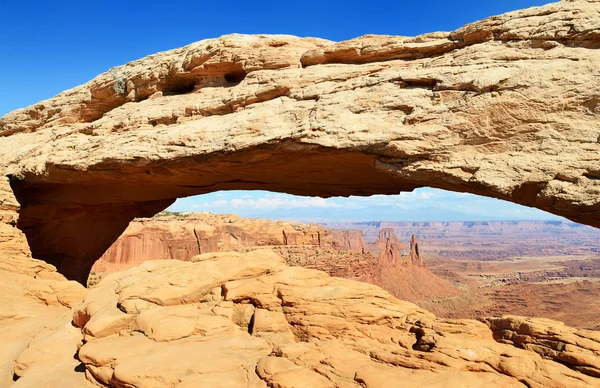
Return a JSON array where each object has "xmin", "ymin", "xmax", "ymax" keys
[
  {"xmin": 91, "ymin": 212, "xmax": 600, "ymax": 330},
  {"xmin": 1, "ymin": 0, "xmax": 600, "ymax": 386}
]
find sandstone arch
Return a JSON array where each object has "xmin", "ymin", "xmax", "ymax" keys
[{"xmin": 1, "ymin": 0, "xmax": 599, "ymax": 283}]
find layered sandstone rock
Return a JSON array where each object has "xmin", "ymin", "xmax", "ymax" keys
[
  {"xmin": 0, "ymin": 255, "xmax": 89, "ymax": 386},
  {"xmin": 0, "ymin": 0, "xmax": 599, "ymax": 281},
  {"xmin": 0, "ymin": 177, "xmax": 89, "ymax": 387},
  {"xmin": 68, "ymin": 250, "xmax": 600, "ymax": 386},
  {"xmin": 2, "ymin": 2, "xmax": 600, "ymax": 384},
  {"xmin": 92, "ymin": 213, "xmax": 366, "ymax": 276},
  {"xmin": 484, "ymin": 316, "xmax": 600, "ymax": 378},
  {"xmin": 3, "ymin": 247, "xmax": 599, "ymax": 387},
  {"xmin": 370, "ymin": 228, "xmax": 404, "ymax": 266},
  {"xmin": 328, "ymin": 229, "xmax": 366, "ymax": 252},
  {"xmin": 0, "ymin": 177, "xmax": 30, "ymax": 262}
]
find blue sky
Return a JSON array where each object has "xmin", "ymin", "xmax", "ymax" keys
[
  {"xmin": 169, "ymin": 189, "xmax": 563, "ymax": 221},
  {"xmin": 0, "ymin": 0, "xmax": 562, "ymax": 221}
]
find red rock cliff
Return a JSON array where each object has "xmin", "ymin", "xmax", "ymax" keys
[
  {"xmin": 329, "ymin": 229, "xmax": 366, "ymax": 252},
  {"xmin": 93, "ymin": 213, "xmax": 365, "ymax": 274},
  {"xmin": 409, "ymin": 233, "xmax": 424, "ymax": 266}
]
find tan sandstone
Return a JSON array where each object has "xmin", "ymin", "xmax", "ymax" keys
[
  {"xmin": 0, "ymin": 0, "xmax": 598, "ymax": 282},
  {"xmin": 71, "ymin": 250, "xmax": 600, "ymax": 387},
  {"xmin": 1, "ymin": 1, "xmax": 600, "ymax": 387},
  {"xmin": 0, "ymin": 177, "xmax": 89, "ymax": 387}
]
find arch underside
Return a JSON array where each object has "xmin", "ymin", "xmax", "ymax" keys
[{"xmin": 9, "ymin": 141, "xmax": 600, "ymax": 283}]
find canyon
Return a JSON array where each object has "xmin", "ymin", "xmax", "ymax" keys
[
  {"xmin": 1, "ymin": 0, "xmax": 600, "ymax": 386},
  {"xmin": 91, "ymin": 212, "xmax": 458, "ymax": 303},
  {"xmin": 328, "ymin": 220, "xmax": 600, "ymax": 330},
  {"xmin": 93, "ymin": 214, "xmax": 600, "ymax": 331}
]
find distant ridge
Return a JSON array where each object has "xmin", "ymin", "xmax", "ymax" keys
[{"xmin": 258, "ymin": 205, "xmax": 566, "ymax": 223}]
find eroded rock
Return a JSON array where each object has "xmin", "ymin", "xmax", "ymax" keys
[
  {"xmin": 92, "ymin": 212, "xmax": 365, "ymax": 277},
  {"xmin": 0, "ymin": 0, "xmax": 598, "ymax": 281},
  {"xmin": 69, "ymin": 249, "xmax": 600, "ymax": 387}
]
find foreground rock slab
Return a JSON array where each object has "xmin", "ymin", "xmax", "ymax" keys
[
  {"xmin": 68, "ymin": 250, "xmax": 600, "ymax": 387},
  {"xmin": 0, "ymin": 0, "xmax": 599, "ymax": 282},
  {"xmin": 0, "ymin": 254, "xmax": 88, "ymax": 387}
]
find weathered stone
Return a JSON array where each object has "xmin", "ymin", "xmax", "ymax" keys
[
  {"xmin": 1, "ymin": 2, "xmax": 600, "ymax": 386},
  {"xmin": 70, "ymin": 250, "xmax": 600, "ymax": 387},
  {"xmin": 484, "ymin": 316, "xmax": 600, "ymax": 377},
  {"xmin": 92, "ymin": 212, "xmax": 365, "ymax": 276},
  {"xmin": 0, "ymin": 0, "xmax": 599, "ymax": 282}
]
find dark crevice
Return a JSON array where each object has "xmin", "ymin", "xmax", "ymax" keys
[
  {"xmin": 411, "ymin": 326, "xmax": 424, "ymax": 350},
  {"xmin": 149, "ymin": 116, "xmax": 178, "ymax": 126},
  {"xmin": 162, "ymin": 79, "xmax": 197, "ymax": 96},
  {"xmin": 518, "ymin": 379, "xmax": 533, "ymax": 388},
  {"xmin": 12, "ymin": 372, "xmax": 19, "ymax": 382},
  {"xmin": 224, "ymin": 71, "xmax": 247, "ymax": 85},
  {"xmin": 584, "ymin": 171, "xmax": 600, "ymax": 181},
  {"xmin": 282, "ymin": 230, "xmax": 288, "ymax": 245},
  {"xmin": 402, "ymin": 78, "xmax": 438, "ymax": 90},
  {"xmin": 73, "ymin": 348, "xmax": 87, "ymax": 373},
  {"xmin": 247, "ymin": 312, "xmax": 256, "ymax": 335},
  {"xmin": 193, "ymin": 227, "xmax": 202, "ymax": 255}
]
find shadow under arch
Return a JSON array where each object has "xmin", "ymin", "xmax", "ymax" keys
[{"xmin": 8, "ymin": 142, "xmax": 600, "ymax": 284}]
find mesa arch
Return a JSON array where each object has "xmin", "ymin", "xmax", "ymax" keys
[{"xmin": 0, "ymin": 0, "xmax": 599, "ymax": 283}]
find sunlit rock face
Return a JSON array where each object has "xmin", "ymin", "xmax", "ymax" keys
[
  {"xmin": 9, "ymin": 249, "xmax": 600, "ymax": 387},
  {"xmin": 1, "ymin": 0, "xmax": 599, "ymax": 282},
  {"xmin": 91, "ymin": 213, "xmax": 366, "ymax": 274}
]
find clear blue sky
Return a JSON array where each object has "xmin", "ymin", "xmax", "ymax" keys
[{"xmin": 0, "ymin": 0, "xmax": 561, "ymax": 221}]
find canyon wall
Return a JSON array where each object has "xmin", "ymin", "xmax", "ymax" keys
[
  {"xmin": 328, "ymin": 219, "xmax": 600, "ymax": 261},
  {"xmin": 93, "ymin": 213, "xmax": 367, "ymax": 274},
  {"xmin": 328, "ymin": 229, "xmax": 366, "ymax": 252}
]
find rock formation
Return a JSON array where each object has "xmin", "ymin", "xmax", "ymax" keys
[
  {"xmin": 0, "ymin": 176, "xmax": 88, "ymax": 387},
  {"xmin": 328, "ymin": 229, "xmax": 367, "ymax": 252},
  {"xmin": 6, "ymin": 249, "xmax": 600, "ymax": 387},
  {"xmin": 89, "ymin": 212, "xmax": 459, "ymax": 306},
  {"xmin": 368, "ymin": 228, "xmax": 424, "ymax": 268},
  {"xmin": 2, "ymin": 1, "xmax": 600, "ymax": 386},
  {"xmin": 0, "ymin": 177, "xmax": 31, "ymax": 263},
  {"xmin": 0, "ymin": 0, "xmax": 599, "ymax": 281},
  {"xmin": 92, "ymin": 213, "xmax": 366, "ymax": 276},
  {"xmin": 370, "ymin": 228, "xmax": 404, "ymax": 266},
  {"xmin": 409, "ymin": 234, "xmax": 424, "ymax": 266}
]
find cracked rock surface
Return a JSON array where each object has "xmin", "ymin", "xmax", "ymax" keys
[
  {"xmin": 0, "ymin": 0, "xmax": 599, "ymax": 282},
  {"xmin": 37, "ymin": 250, "xmax": 600, "ymax": 387},
  {"xmin": 4, "ymin": 246, "xmax": 600, "ymax": 387}
]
